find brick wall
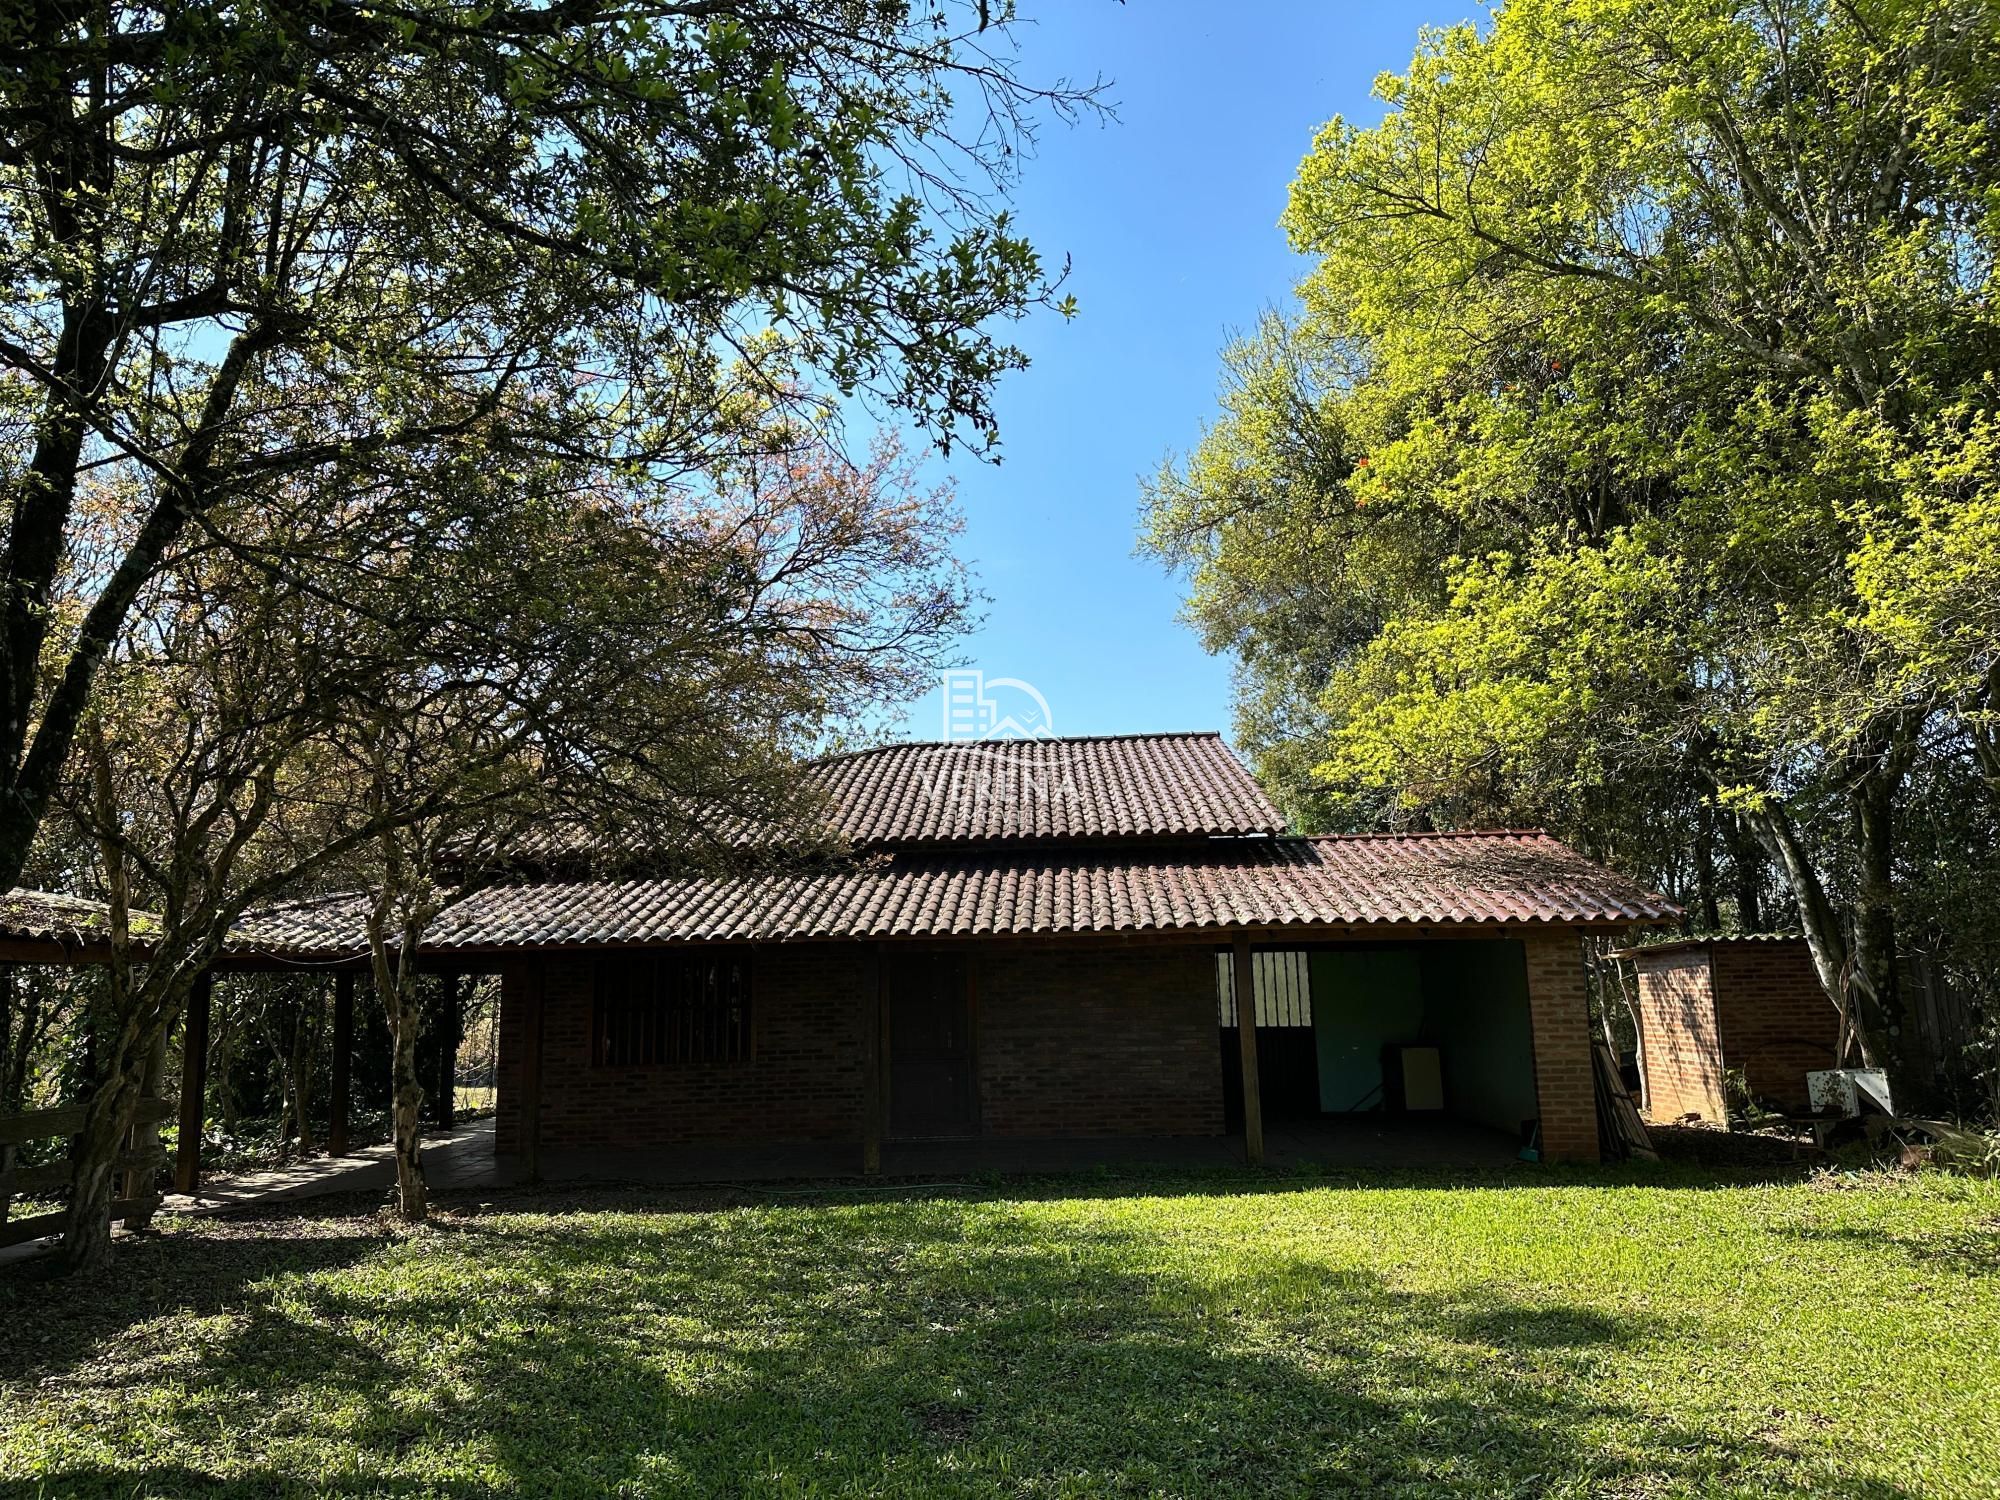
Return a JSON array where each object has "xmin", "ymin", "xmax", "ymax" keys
[
  {"xmin": 977, "ymin": 944, "xmax": 1224, "ymax": 1138},
  {"xmin": 1633, "ymin": 949, "xmax": 1728, "ymax": 1124},
  {"xmin": 496, "ymin": 944, "xmax": 871, "ymax": 1153},
  {"xmin": 1521, "ymin": 930, "xmax": 1601, "ymax": 1163},
  {"xmin": 493, "ymin": 960, "xmax": 529, "ymax": 1157},
  {"xmin": 497, "ymin": 939, "xmax": 1228, "ymax": 1155},
  {"xmin": 1712, "ymin": 941, "xmax": 1840, "ymax": 1112}
]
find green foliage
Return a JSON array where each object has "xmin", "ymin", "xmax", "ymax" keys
[
  {"xmin": 1145, "ymin": 0, "xmax": 2000, "ymax": 1078},
  {"xmin": 2, "ymin": 1172, "xmax": 1997, "ymax": 1494},
  {"xmin": 0, "ymin": 0, "xmax": 1099, "ymax": 889}
]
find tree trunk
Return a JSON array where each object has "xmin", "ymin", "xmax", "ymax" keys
[
  {"xmin": 390, "ymin": 994, "xmax": 427, "ymax": 1220},
  {"xmin": 1742, "ymin": 800, "xmax": 1876, "ymax": 1067},
  {"xmin": 1744, "ymin": 785, "xmax": 1909, "ymax": 1085},
  {"xmin": 58, "ymin": 1061, "xmax": 143, "ymax": 1275},
  {"xmin": 1849, "ymin": 764, "xmax": 1908, "ymax": 1086},
  {"xmin": 56, "ymin": 965, "xmax": 206, "ymax": 1274},
  {"xmin": 122, "ymin": 1029, "xmax": 168, "ymax": 1231},
  {"xmin": 1694, "ymin": 798, "xmax": 1721, "ymax": 932},
  {"xmin": 1723, "ymin": 813, "xmax": 1766, "ymax": 932},
  {"xmin": 371, "ymin": 949, "xmax": 429, "ymax": 1223}
]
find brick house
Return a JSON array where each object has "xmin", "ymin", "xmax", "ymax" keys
[
  {"xmin": 254, "ymin": 733, "xmax": 1677, "ymax": 1169},
  {"xmin": 1622, "ymin": 936, "xmax": 1842, "ymax": 1122}
]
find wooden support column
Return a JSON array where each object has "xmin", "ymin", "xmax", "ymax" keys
[
  {"xmin": 173, "ymin": 971, "xmax": 212, "ymax": 1194},
  {"xmin": 520, "ymin": 962, "xmax": 544, "ymax": 1181},
  {"xmin": 862, "ymin": 950, "xmax": 884, "ymax": 1175},
  {"xmin": 1232, "ymin": 935, "xmax": 1263, "ymax": 1165},
  {"xmin": 328, "ymin": 971, "xmax": 354, "ymax": 1156}
]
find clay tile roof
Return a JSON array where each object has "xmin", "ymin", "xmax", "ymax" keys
[
  {"xmin": 0, "ymin": 889, "xmax": 165, "ymax": 951},
  {"xmin": 243, "ymin": 830, "xmax": 1677, "ymax": 957},
  {"xmin": 811, "ymin": 733, "xmax": 1284, "ymax": 846}
]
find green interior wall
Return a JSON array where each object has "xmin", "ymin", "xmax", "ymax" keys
[
  {"xmin": 1307, "ymin": 941, "xmax": 1536, "ymax": 1131},
  {"xmin": 1417, "ymin": 941, "xmax": 1537, "ymax": 1134},
  {"xmin": 1310, "ymin": 949, "xmax": 1423, "ymax": 1111}
]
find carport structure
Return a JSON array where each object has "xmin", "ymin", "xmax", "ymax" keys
[{"xmin": 0, "ymin": 890, "xmax": 483, "ymax": 1253}]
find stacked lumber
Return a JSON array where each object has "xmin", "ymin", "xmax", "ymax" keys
[{"xmin": 1592, "ymin": 1039, "xmax": 1659, "ymax": 1162}]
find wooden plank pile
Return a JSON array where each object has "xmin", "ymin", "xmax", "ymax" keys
[{"xmin": 1592, "ymin": 1038, "xmax": 1659, "ymax": 1162}]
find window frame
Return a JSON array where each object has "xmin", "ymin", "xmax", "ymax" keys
[{"xmin": 591, "ymin": 948, "xmax": 755, "ymax": 1067}]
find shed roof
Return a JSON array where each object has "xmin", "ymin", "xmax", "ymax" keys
[{"xmin": 1612, "ymin": 933, "xmax": 1805, "ymax": 962}]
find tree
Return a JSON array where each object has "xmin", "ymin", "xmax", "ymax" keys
[
  {"xmin": 54, "ymin": 422, "xmax": 969, "ymax": 1257},
  {"xmin": 0, "ymin": 0, "xmax": 1099, "ymax": 897},
  {"xmin": 1146, "ymin": 0, "xmax": 2000, "ymax": 1088},
  {"xmin": 329, "ymin": 432, "xmax": 968, "ymax": 1221}
]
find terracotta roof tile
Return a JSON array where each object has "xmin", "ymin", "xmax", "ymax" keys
[
  {"xmin": 0, "ymin": 889, "xmax": 155, "ymax": 949},
  {"xmin": 810, "ymin": 733, "xmax": 1283, "ymax": 845},
  {"xmin": 245, "ymin": 831, "xmax": 1677, "ymax": 957}
]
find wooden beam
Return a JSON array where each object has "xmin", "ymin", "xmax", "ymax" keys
[
  {"xmin": 2, "ymin": 1143, "xmax": 162, "ymax": 1198},
  {"xmin": 328, "ymin": 971, "xmax": 354, "ymax": 1155},
  {"xmin": 173, "ymin": 972, "xmax": 211, "ymax": 1193},
  {"xmin": 0, "ymin": 1198, "xmax": 159, "ymax": 1251},
  {"xmin": 1233, "ymin": 935, "xmax": 1263, "ymax": 1165},
  {"xmin": 862, "ymin": 949, "xmax": 884, "ymax": 1175},
  {"xmin": 0, "ymin": 1096, "xmax": 172, "ymax": 1148}
]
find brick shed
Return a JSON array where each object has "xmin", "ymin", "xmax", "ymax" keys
[
  {"xmin": 1622, "ymin": 936, "xmax": 1843, "ymax": 1122},
  {"xmin": 251, "ymin": 734, "xmax": 1679, "ymax": 1169}
]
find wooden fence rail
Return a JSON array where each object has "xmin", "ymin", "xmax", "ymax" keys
[{"xmin": 0, "ymin": 1096, "xmax": 173, "ymax": 1251}]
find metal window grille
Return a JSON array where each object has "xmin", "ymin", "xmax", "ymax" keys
[
  {"xmin": 594, "ymin": 951, "xmax": 753, "ymax": 1066},
  {"xmin": 1216, "ymin": 950, "xmax": 1313, "ymax": 1028}
]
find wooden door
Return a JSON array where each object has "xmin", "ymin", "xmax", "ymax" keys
[{"xmin": 886, "ymin": 953, "xmax": 977, "ymax": 1138}]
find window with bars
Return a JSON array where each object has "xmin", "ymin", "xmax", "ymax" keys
[
  {"xmin": 593, "ymin": 951, "xmax": 753, "ymax": 1066},
  {"xmin": 1215, "ymin": 950, "xmax": 1314, "ymax": 1028}
]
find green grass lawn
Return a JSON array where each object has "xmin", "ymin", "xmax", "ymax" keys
[{"xmin": 2, "ymin": 1164, "xmax": 1996, "ymax": 1498}]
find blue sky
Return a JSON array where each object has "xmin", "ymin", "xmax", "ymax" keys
[{"xmin": 885, "ymin": 1, "xmax": 1463, "ymax": 744}]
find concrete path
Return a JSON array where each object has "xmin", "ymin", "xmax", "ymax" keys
[
  {"xmin": 162, "ymin": 1117, "xmax": 500, "ymax": 1214},
  {"xmin": 0, "ymin": 1121, "xmax": 501, "ymax": 1268}
]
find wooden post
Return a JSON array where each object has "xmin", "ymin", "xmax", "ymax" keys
[
  {"xmin": 173, "ymin": 971, "xmax": 211, "ymax": 1194},
  {"xmin": 0, "ymin": 964, "xmax": 14, "ymax": 1224},
  {"xmin": 328, "ymin": 970, "xmax": 354, "ymax": 1156},
  {"xmin": 862, "ymin": 951, "xmax": 884, "ymax": 1175},
  {"xmin": 1233, "ymin": 936, "xmax": 1263, "ymax": 1165},
  {"xmin": 520, "ymin": 962, "xmax": 544, "ymax": 1181}
]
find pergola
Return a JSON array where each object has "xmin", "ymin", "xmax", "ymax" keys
[{"xmin": 0, "ymin": 888, "xmax": 476, "ymax": 1224}]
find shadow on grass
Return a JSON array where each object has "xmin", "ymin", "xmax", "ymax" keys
[
  {"xmin": 0, "ymin": 1214, "xmax": 385, "ymax": 1385},
  {"xmin": 1771, "ymin": 1221, "xmax": 2000, "ymax": 1277},
  {"xmin": 0, "ymin": 1191, "xmax": 1924, "ymax": 1498}
]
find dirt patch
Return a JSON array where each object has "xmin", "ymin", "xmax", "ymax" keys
[
  {"xmin": 1649, "ymin": 1123, "xmax": 1821, "ymax": 1177},
  {"xmin": 913, "ymin": 1402, "xmax": 980, "ymax": 1445}
]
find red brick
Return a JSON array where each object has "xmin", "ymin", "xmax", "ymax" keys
[
  {"xmin": 1631, "ymin": 940, "xmax": 1839, "ymax": 1121},
  {"xmin": 1522, "ymin": 931, "xmax": 1602, "ymax": 1163},
  {"xmin": 500, "ymin": 940, "xmax": 1223, "ymax": 1154}
]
